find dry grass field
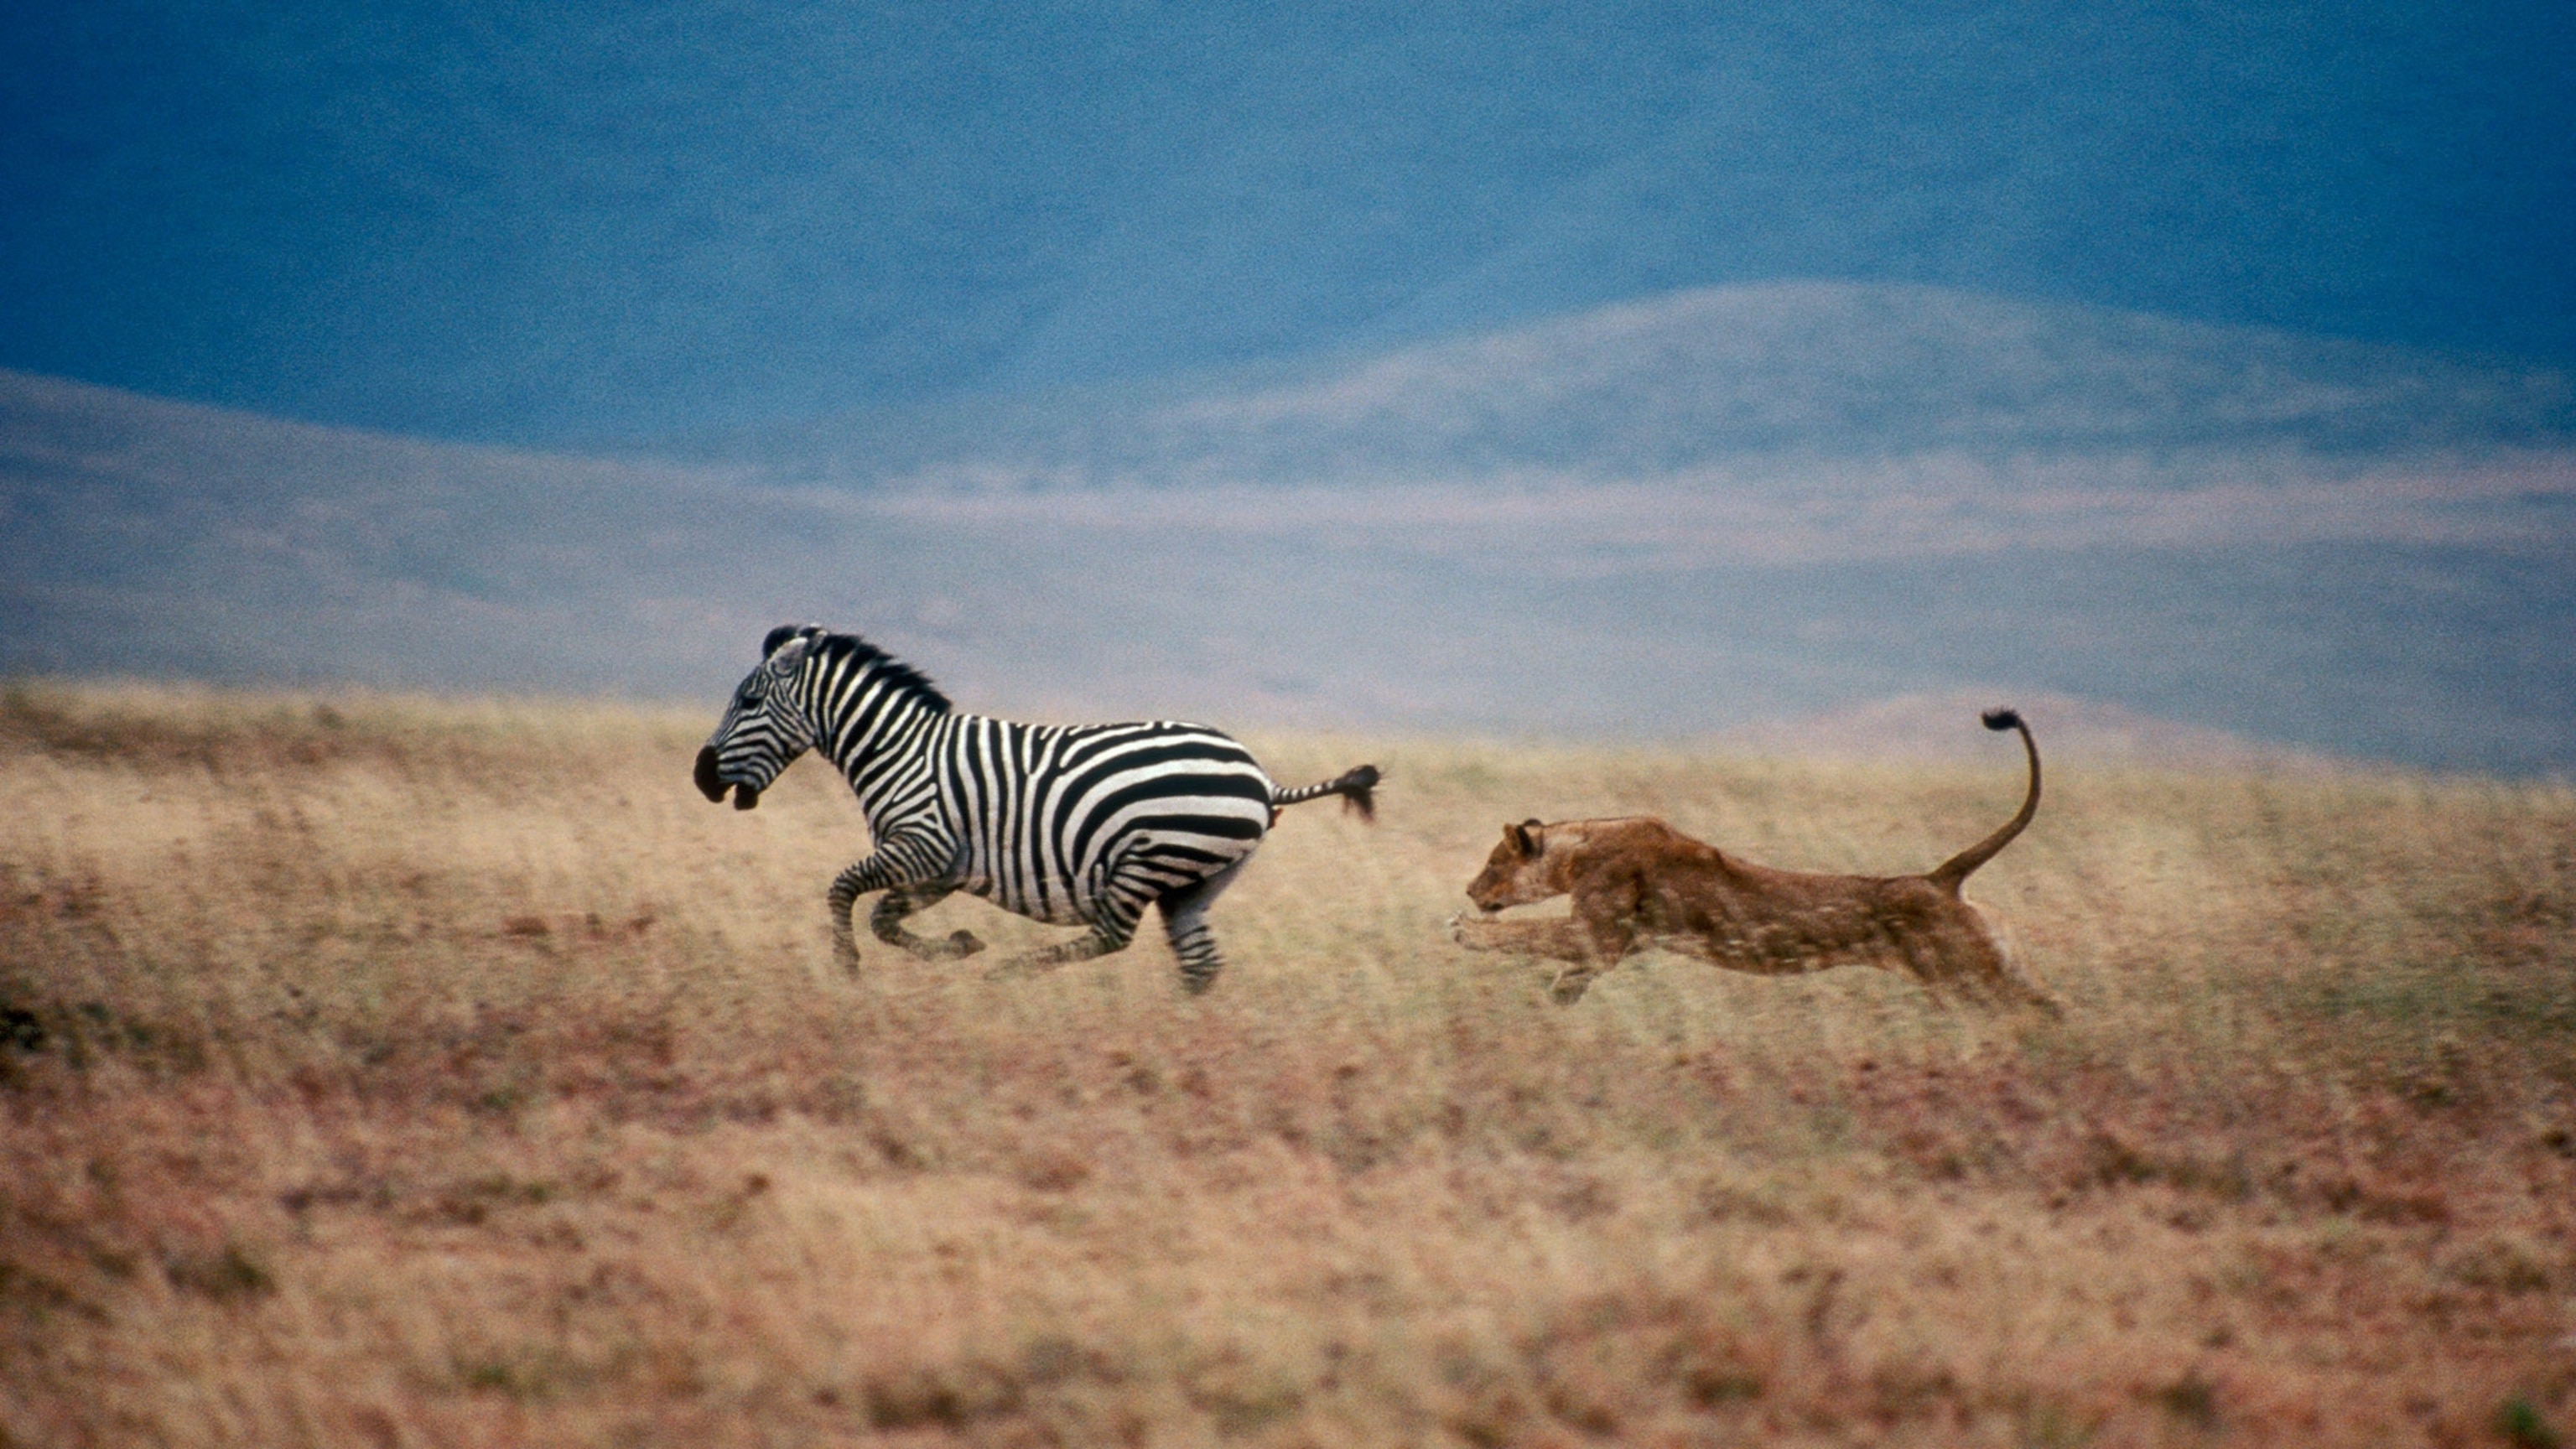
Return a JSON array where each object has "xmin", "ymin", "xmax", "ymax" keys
[{"xmin": 2, "ymin": 682, "xmax": 2571, "ymax": 1448}]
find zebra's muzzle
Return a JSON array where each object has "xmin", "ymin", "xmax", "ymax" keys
[{"xmin": 696, "ymin": 747, "xmax": 766, "ymax": 809}]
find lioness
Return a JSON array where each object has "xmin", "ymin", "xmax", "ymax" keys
[{"xmin": 1452, "ymin": 709, "xmax": 2052, "ymax": 1009}]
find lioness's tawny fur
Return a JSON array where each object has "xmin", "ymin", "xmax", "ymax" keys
[{"xmin": 1451, "ymin": 709, "xmax": 2054, "ymax": 1010}]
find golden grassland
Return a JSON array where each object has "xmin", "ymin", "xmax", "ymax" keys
[{"xmin": 1, "ymin": 681, "xmax": 2570, "ymax": 1448}]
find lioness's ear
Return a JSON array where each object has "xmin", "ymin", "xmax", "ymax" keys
[{"xmin": 1506, "ymin": 820, "xmax": 1541, "ymax": 855}]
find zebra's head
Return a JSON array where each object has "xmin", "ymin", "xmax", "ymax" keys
[{"xmin": 694, "ymin": 625, "xmax": 823, "ymax": 811}]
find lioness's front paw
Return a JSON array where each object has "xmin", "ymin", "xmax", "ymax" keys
[{"xmin": 1448, "ymin": 911, "xmax": 1500, "ymax": 948}]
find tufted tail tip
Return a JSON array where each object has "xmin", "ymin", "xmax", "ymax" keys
[
  {"xmin": 1981, "ymin": 708, "xmax": 2024, "ymax": 733},
  {"xmin": 1272, "ymin": 764, "xmax": 1384, "ymax": 823},
  {"xmin": 1338, "ymin": 764, "xmax": 1380, "ymax": 823}
]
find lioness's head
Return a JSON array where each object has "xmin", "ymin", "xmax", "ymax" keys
[{"xmin": 1466, "ymin": 819, "xmax": 1566, "ymax": 912}]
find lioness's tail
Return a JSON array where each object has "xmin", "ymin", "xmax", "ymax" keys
[
  {"xmin": 1271, "ymin": 764, "xmax": 1381, "ymax": 823},
  {"xmin": 1926, "ymin": 709, "xmax": 2039, "ymax": 893}
]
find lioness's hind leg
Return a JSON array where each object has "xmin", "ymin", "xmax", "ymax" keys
[
  {"xmin": 1546, "ymin": 964, "xmax": 1606, "ymax": 1005},
  {"xmin": 1913, "ymin": 908, "xmax": 2060, "ymax": 1015}
]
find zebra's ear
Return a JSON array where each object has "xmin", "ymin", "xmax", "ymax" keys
[
  {"xmin": 761, "ymin": 624, "xmax": 813, "ymax": 657},
  {"xmin": 764, "ymin": 631, "xmax": 815, "ymax": 676}
]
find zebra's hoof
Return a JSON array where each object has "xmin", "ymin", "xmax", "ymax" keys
[{"xmin": 1179, "ymin": 972, "xmax": 1219, "ymax": 996}]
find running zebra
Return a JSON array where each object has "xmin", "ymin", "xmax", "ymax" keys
[{"xmin": 693, "ymin": 625, "xmax": 1380, "ymax": 993}]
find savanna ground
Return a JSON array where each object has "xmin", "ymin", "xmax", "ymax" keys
[{"xmin": 1, "ymin": 683, "xmax": 2570, "ymax": 1449}]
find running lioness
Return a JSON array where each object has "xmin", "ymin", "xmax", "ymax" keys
[{"xmin": 1451, "ymin": 709, "xmax": 2052, "ymax": 1009}]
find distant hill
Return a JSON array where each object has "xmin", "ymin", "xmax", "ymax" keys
[
  {"xmin": 700, "ymin": 283, "xmax": 2576, "ymax": 489},
  {"xmin": 6, "ymin": 284, "xmax": 2574, "ymax": 772},
  {"xmin": 1721, "ymin": 690, "xmax": 2340, "ymax": 772}
]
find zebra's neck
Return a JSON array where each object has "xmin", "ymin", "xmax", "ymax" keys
[{"xmin": 797, "ymin": 652, "xmax": 950, "ymax": 828}]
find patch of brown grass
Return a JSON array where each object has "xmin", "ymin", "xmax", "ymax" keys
[{"xmin": 3, "ymin": 679, "xmax": 2571, "ymax": 1446}]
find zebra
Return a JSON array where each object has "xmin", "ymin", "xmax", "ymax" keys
[{"xmin": 693, "ymin": 625, "xmax": 1380, "ymax": 994}]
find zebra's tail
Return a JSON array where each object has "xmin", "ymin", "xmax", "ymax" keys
[{"xmin": 1271, "ymin": 764, "xmax": 1382, "ymax": 823}]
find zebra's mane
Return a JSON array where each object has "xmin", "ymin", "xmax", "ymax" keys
[{"xmin": 807, "ymin": 630, "xmax": 953, "ymax": 714}]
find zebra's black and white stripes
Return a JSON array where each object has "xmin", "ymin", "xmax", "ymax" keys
[{"xmin": 695, "ymin": 625, "xmax": 1379, "ymax": 993}]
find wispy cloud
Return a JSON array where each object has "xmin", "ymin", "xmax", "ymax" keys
[{"xmin": 834, "ymin": 449, "xmax": 2576, "ymax": 568}]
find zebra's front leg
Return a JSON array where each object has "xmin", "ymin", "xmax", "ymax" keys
[
  {"xmin": 826, "ymin": 839, "xmax": 974, "ymax": 972},
  {"xmin": 828, "ymin": 860, "xmax": 946, "ymax": 972},
  {"xmin": 870, "ymin": 884, "xmax": 984, "ymax": 961},
  {"xmin": 827, "ymin": 868, "xmax": 872, "ymax": 971}
]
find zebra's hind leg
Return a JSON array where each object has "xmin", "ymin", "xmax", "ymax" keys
[
  {"xmin": 984, "ymin": 896, "xmax": 1145, "ymax": 983},
  {"xmin": 870, "ymin": 884, "xmax": 984, "ymax": 961},
  {"xmin": 1158, "ymin": 858, "xmax": 1250, "ymax": 995}
]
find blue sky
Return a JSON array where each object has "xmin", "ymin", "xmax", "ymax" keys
[{"xmin": 3, "ymin": 0, "xmax": 2570, "ymax": 445}]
